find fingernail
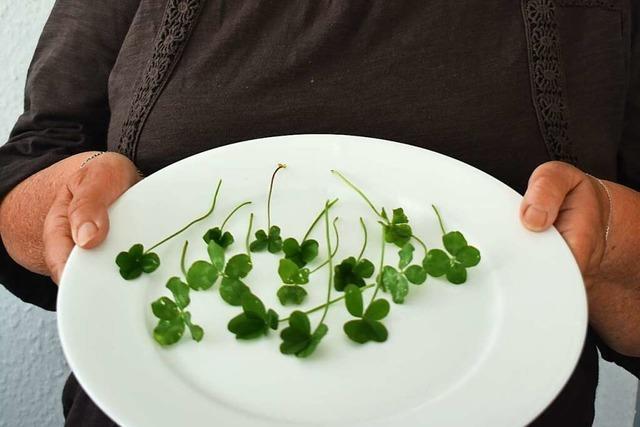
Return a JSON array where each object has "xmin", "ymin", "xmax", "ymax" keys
[
  {"xmin": 77, "ymin": 222, "xmax": 98, "ymax": 246},
  {"xmin": 523, "ymin": 205, "xmax": 548, "ymax": 230}
]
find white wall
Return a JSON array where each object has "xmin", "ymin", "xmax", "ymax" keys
[
  {"xmin": 0, "ymin": 2, "xmax": 68, "ymax": 427},
  {"xmin": 0, "ymin": 1, "xmax": 637, "ymax": 426}
]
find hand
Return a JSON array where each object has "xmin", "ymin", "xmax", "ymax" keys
[
  {"xmin": 42, "ymin": 152, "xmax": 140, "ymax": 283},
  {"xmin": 520, "ymin": 161, "xmax": 610, "ymax": 287}
]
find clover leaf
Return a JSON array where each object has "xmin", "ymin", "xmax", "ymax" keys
[
  {"xmin": 151, "ymin": 277, "xmax": 203, "ymax": 346},
  {"xmin": 227, "ymin": 292, "xmax": 279, "ymax": 339},
  {"xmin": 186, "ymin": 260, "xmax": 218, "ymax": 290},
  {"xmin": 249, "ymin": 225, "xmax": 283, "ymax": 253},
  {"xmin": 343, "ymin": 285, "xmax": 390, "ymax": 344},
  {"xmin": 278, "ymin": 258, "xmax": 310, "ymax": 285},
  {"xmin": 203, "ymin": 227, "xmax": 234, "ymax": 249},
  {"xmin": 282, "ymin": 238, "xmax": 319, "ymax": 267},
  {"xmin": 421, "ymin": 235, "xmax": 481, "ymax": 285},
  {"xmin": 115, "ymin": 244, "xmax": 160, "ymax": 280},
  {"xmin": 380, "ymin": 243, "xmax": 426, "ymax": 303},
  {"xmin": 333, "ymin": 256, "xmax": 375, "ymax": 291},
  {"xmin": 277, "ymin": 285, "xmax": 308, "ymax": 305},
  {"xmin": 382, "ymin": 208, "xmax": 413, "ymax": 248},
  {"xmin": 219, "ymin": 277, "xmax": 250, "ymax": 306},
  {"xmin": 280, "ymin": 311, "xmax": 329, "ymax": 358}
]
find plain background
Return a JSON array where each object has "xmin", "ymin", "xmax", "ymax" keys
[{"xmin": 0, "ymin": 1, "xmax": 637, "ymax": 426}]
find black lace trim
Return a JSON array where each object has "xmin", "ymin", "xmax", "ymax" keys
[
  {"xmin": 521, "ymin": 0, "xmax": 577, "ymax": 164},
  {"xmin": 556, "ymin": 0, "xmax": 618, "ymax": 10},
  {"xmin": 116, "ymin": 0, "xmax": 205, "ymax": 161}
]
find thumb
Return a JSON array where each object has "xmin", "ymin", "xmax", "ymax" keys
[{"xmin": 66, "ymin": 161, "xmax": 138, "ymax": 249}]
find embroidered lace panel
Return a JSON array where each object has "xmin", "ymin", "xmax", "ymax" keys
[
  {"xmin": 116, "ymin": 0, "xmax": 205, "ymax": 161},
  {"xmin": 522, "ymin": 0, "xmax": 577, "ymax": 164}
]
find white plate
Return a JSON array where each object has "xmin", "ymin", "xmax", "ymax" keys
[{"xmin": 58, "ymin": 135, "xmax": 587, "ymax": 427}]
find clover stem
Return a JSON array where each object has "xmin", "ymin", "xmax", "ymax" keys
[
  {"xmin": 319, "ymin": 201, "xmax": 334, "ymax": 325},
  {"xmin": 245, "ymin": 213, "xmax": 254, "ymax": 257},
  {"xmin": 146, "ymin": 180, "xmax": 222, "ymax": 253},
  {"xmin": 302, "ymin": 198, "xmax": 339, "ymax": 242},
  {"xmin": 411, "ymin": 234, "xmax": 428, "ymax": 256},
  {"xmin": 220, "ymin": 201, "xmax": 252, "ymax": 231},
  {"xmin": 370, "ymin": 227, "xmax": 386, "ymax": 304},
  {"xmin": 180, "ymin": 241, "xmax": 189, "ymax": 277},
  {"xmin": 331, "ymin": 170, "xmax": 384, "ymax": 220},
  {"xmin": 308, "ymin": 217, "xmax": 340, "ymax": 274},
  {"xmin": 432, "ymin": 204, "xmax": 447, "ymax": 235},
  {"xmin": 279, "ymin": 284, "xmax": 376, "ymax": 323},
  {"xmin": 356, "ymin": 217, "xmax": 368, "ymax": 262},
  {"xmin": 267, "ymin": 164, "xmax": 287, "ymax": 230}
]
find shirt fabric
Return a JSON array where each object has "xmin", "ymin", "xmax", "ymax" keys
[{"xmin": 1, "ymin": 0, "xmax": 639, "ymax": 425}]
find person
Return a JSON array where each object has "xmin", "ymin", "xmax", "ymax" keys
[{"xmin": 0, "ymin": 0, "xmax": 639, "ymax": 425}]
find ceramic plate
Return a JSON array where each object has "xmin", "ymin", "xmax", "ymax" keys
[{"xmin": 58, "ymin": 134, "xmax": 586, "ymax": 427}]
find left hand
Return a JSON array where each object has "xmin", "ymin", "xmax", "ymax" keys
[{"xmin": 520, "ymin": 161, "xmax": 610, "ymax": 287}]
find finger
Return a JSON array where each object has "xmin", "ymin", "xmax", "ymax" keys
[
  {"xmin": 43, "ymin": 186, "xmax": 74, "ymax": 284},
  {"xmin": 552, "ymin": 181, "xmax": 605, "ymax": 275},
  {"xmin": 66, "ymin": 164, "xmax": 133, "ymax": 249},
  {"xmin": 520, "ymin": 161, "xmax": 583, "ymax": 231}
]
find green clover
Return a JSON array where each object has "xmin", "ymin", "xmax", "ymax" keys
[
  {"xmin": 380, "ymin": 243, "xmax": 427, "ymax": 303},
  {"xmin": 282, "ymin": 238, "xmax": 319, "ymax": 267},
  {"xmin": 151, "ymin": 277, "xmax": 203, "ymax": 346},
  {"xmin": 115, "ymin": 244, "xmax": 160, "ymax": 280},
  {"xmin": 277, "ymin": 285, "xmax": 308, "ymax": 305},
  {"xmin": 333, "ymin": 256, "xmax": 375, "ymax": 291},
  {"xmin": 278, "ymin": 258, "xmax": 310, "ymax": 285},
  {"xmin": 202, "ymin": 227, "xmax": 234, "ymax": 249},
  {"xmin": 249, "ymin": 225, "xmax": 283, "ymax": 253},
  {"xmin": 343, "ymin": 285, "xmax": 390, "ymax": 344},
  {"xmin": 381, "ymin": 208, "xmax": 413, "ymax": 248},
  {"xmin": 280, "ymin": 311, "xmax": 329, "ymax": 358},
  {"xmin": 227, "ymin": 292, "xmax": 279, "ymax": 339}
]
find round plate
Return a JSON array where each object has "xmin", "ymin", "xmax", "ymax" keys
[{"xmin": 58, "ymin": 134, "xmax": 586, "ymax": 427}]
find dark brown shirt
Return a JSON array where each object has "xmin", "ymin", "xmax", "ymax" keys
[{"xmin": 1, "ymin": 1, "xmax": 639, "ymax": 425}]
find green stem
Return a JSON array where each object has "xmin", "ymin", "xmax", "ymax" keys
[
  {"xmin": 356, "ymin": 217, "xmax": 368, "ymax": 262},
  {"xmin": 245, "ymin": 213, "xmax": 254, "ymax": 258},
  {"xmin": 146, "ymin": 180, "xmax": 222, "ymax": 253},
  {"xmin": 267, "ymin": 164, "xmax": 287, "ymax": 230},
  {"xmin": 180, "ymin": 241, "xmax": 189, "ymax": 278},
  {"xmin": 309, "ymin": 217, "xmax": 340, "ymax": 274},
  {"xmin": 411, "ymin": 234, "xmax": 428, "ymax": 255},
  {"xmin": 331, "ymin": 170, "xmax": 384, "ymax": 220},
  {"xmin": 221, "ymin": 201, "xmax": 252, "ymax": 231},
  {"xmin": 302, "ymin": 198, "xmax": 339, "ymax": 242},
  {"xmin": 432, "ymin": 204, "xmax": 446, "ymax": 235},
  {"xmin": 279, "ymin": 284, "xmax": 375, "ymax": 323},
  {"xmin": 319, "ymin": 201, "xmax": 334, "ymax": 325},
  {"xmin": 370, "ymin": 227, "xmax": 386, "ymax": 304}
]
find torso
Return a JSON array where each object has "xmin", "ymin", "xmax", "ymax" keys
[{"xmin": 105, "ymin": 2, "xmax": 634, "ymax": 424}]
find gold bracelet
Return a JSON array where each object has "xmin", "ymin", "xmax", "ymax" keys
[
  {"xmin": 586, "ymin": 174, "xmax": 612, "ymax": 243},
  {"xmin": 80, "ymin": 151, "xmax": 105, "ymax": 168}
]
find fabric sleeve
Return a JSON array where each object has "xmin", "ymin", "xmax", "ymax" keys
[
  {"xmin": 618, "ymin": 1, "xmax": 640, "ymax": 191},
  {"xmin": 597, "ymin": 1, "xmax": 640, "ymax": 375},
  {"xmin": 0, "ymin": 0, "xmax": 140, "ymax": 311}
]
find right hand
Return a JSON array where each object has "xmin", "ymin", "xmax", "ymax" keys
[{"xmin": 43, "ymin": 152, "xmax": 141, "ymax": 283}]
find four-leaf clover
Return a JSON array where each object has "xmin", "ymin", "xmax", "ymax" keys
[
  {"xmin": 333, "ymin": 256, "xmax": 375, "ymax": 291},
  {"xmin": 282, "ymin": 238, "xmax": 319, "ymax": 267},
  {"xmin": 115, "ymin": 244, "xmax": 160, "ymax": 280},
  {"xmin": 423, "ymin": 231, "xmax": 480, "ymax": 284},
  {"xmin": 249, "ymin": 225, "xmax": 283, "ymax": 253}
]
